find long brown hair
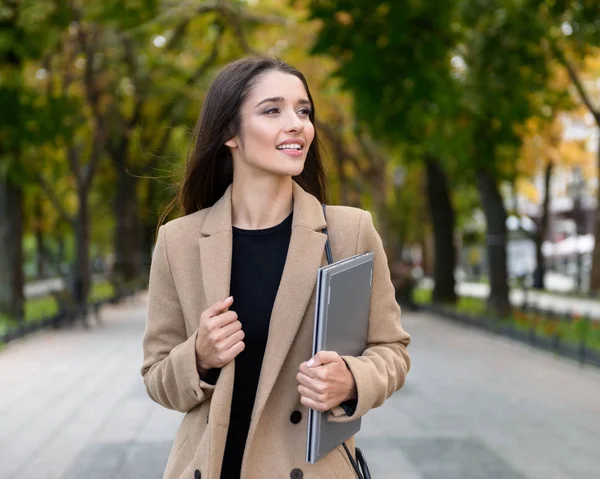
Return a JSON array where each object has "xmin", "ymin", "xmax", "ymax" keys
[{"xmin": 158, "ymin": 56, "xmax": 328, "ymax": 228}]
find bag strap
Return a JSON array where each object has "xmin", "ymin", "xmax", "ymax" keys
[
  {"xmin": 356, "ymin": 447, "xmax": 372, "ymax": 479},
  {"xmin": 343, "ymin": 443, "xmax": 366, "ymax": 479},
  {"xmin": 321, "ymin": 203, "xmax": 334, "ymax": 265},
  {"xmin": 321, "ymin": 203, "xmax": 364, "ymax": 479}
]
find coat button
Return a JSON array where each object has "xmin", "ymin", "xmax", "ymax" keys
[
  {"xmin": 194, "ymin": 470, "xmax": 201, "ymax": 479},
  {"xmin": 290, "ymin": 410, "xmax": 302, "ymax": 424},
  {"xmin": 290, "ymin": 468, "xmax": 303, "ymax": 479}
]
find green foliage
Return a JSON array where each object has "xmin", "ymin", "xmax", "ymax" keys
[
  {"xmin": 24, "ymin": 295, "xmax": 59, "ymax": 322},
  {"xmin": 0, "ymin": 0, "xmax": 69, "ymax": 62},
  {"xmin": 86, "ymin": 0, "xmax": 159, "ymax": 30},
  {"xmin": 413, "ymin": 286, "xmax": 432, "ymax": 305},
  {"xmin": 0, "ymin": 279, "xmax": 117, "ymax": 336},
  {"xmin": 457, "ymin": 1, "xmax": 551, "ymax": 171},
  {"xmin": 543, "ymin": 0, "xmax": 600, "ymax": 57},
  {"xmin": 0, "ymin": 1, "xmax": 73, "ymax": 183},
  {"xmin": 90, "ymin": 281, "xmax": 115, "ymax": 302},
  {"xmin": 309, "ymin": 0, "xmax": 457, "ymax": 152}
]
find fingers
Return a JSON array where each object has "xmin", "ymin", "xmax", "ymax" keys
[
  {"xmin": 225, "ymin": 339, "xmax": 245, "ymax": 360},
  {"xmin": 307, "ymin": 350, "xmax": 340, "ymax": 367},
  {"xmin": 299, "ymin": 361, "xmax": 328, "ymax": 380},
  {"xmin": 297, "ymin": 358, "xmax": 347, "ymax": 413},
  {"xmin": 300, "ymin": 395, "xmax": 328, "ymax": 412},
  {"xmin": 222, "ymin": 329, "xmax": 245, "ymax": 350},
  {"xmin": 204, "ymin": 330, "xmax": 244, "ymax": 368},
  {"xmin": 297, "ymin": 384, "xmax": 324, "ymax": 403},
  {"xmin": 211, "ymin": 310, "xmax": 239, "ymax": 329},
  {"xmin": 205, "ymin": 296, "xmax": 234, "ymax": 318},
  {"xmin": 296, "ymin": 371, "xmax": 325, "ymax": 394},
  {"xmin": 215, "ymin": 318, "xmax": 242, "ymax": 341}
]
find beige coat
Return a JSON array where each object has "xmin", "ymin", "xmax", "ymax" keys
[{"xmin": 141, "ymin": 181, "xmax": 411, "ymax": 479}]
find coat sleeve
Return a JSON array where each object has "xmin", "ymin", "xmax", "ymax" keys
[
  {"xmin": 329, "ymin": 210, "xmax": 411, "ymax": 422},
  {"xmin": 141, "ymin": 225, "xmax": 216, "ymax": 413}
]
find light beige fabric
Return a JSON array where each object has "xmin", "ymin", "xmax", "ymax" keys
[{"xmin": 141, "ymin": 180, "xmax": 411, "ymax": 479}]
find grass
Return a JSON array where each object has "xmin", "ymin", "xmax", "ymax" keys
[
  {"xmin": 90, "ymin": 281, "xmax": 115, "ymax": 302},
  {"xmin": 413, "ymin": 288, "xmax": 487, "ymax": 316},
  {"xmin": 414, "ymin": 286, "xmax": 600, "ymax": 355},
  {"xmin": 0, "ymin": 280, "xmax": 117, "ymax": 338}
]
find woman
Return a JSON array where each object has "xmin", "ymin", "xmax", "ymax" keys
[{"xmin": 141, "ymin": 57, "xmax": 411, "ymax": 479}]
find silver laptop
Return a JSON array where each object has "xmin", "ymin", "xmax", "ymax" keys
[{"xmin": 306, "ymin": 251, "xmax": 374, "ymax": 464}]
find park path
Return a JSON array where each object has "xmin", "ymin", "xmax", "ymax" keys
[{"xmin": 0, "ymin": 293, "xmax": 598, "ymax": 478}]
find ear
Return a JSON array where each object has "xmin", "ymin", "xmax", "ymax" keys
[{"xmin": 224, "ymin": 137, "xmax": 238, "ymax": 149}]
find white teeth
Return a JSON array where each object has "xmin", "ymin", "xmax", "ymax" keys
[{"xmin": 277, "ymin": 143, "xmax": 302, "ymax": 150}]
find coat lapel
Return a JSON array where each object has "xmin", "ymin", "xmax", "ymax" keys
[
  {"xmin": 198, "ymin": 185, "xmax": 235, "ymax": 479},
  {"xmin": 198, "ymin": 183, "xmax": 234, "ymax": 308},
  {"xmin": 250, "ymin": 182, "xmax": 327, "ymax": 424},
  {"xmin": 197, "ymin": 181, "xmax": 327, "ymax": 479}
]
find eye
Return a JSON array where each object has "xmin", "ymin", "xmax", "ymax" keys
[
  {"xmin": 299, "ymin": 108, "xmax": 312, "ymax": 116},
  {"xmin": 264, "ymin": 107, "xmax": 280, "ymax": 115}
]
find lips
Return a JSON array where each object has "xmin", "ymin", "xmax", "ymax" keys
[
  {"xmin": 276, "ymin": 143, "xmax": 303, "ymax": 151},
  {"xmin": 276, "ymin": 144, "xmax": 304, "ymax": 158},
  {"xmin": 276, "ymin": 139, "xmax": 305, "ymax": 151}
]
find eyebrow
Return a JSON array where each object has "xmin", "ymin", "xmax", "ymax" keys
[{"xmin": 254, "ymin": 96, "xmax": 312, "ymax": 108}]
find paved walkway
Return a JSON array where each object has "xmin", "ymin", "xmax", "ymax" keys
[{"xmin": 0, "ymin": 293, "xmax": 599, "ymax": 479}]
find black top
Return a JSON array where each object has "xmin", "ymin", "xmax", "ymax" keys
[{"xmin": 219, "ymin": 211, "xmax": 293, "ymax": 479}]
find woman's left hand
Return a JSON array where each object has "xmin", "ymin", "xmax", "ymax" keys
[{"xmin": 297, "ymin": 351, "xmax": 357, "ymax": 412}]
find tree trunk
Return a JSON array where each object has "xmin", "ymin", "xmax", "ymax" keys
[
  {"xmin": 368, "ymin": 164, "xmax": 397, "ymax": 264},
  {"xmin": 34, "ymin": 194, "xmax": 45, "ymax": 279},
  {"xmin": 425, "ymin": 156, "xmax": 457, "ymax": 304},
  {"xmin": 114, "ymin": 167, "xmax": 142, "ymax": 282},
  {"xmin": 56, "ymin": 236, "xmax": 65, "ymax": 277},
  {"xmin": 589, "ymin": 133, "xmax": 600, "ymax": 292},
  {"xmin": 476, "ymin": 169, "xmax": 511, "ymax": 315},
  {"xmin": 0, "ymin": 177, "xmax": 25, "ymax": 320},
  {"xmin": 140, "ymin": 177, "xmax": 159, "ymax": 276},
  {"xmin": 74, "ymin": 185, "xmax": 91, "ymax": 307},
  {"xmin": 534, "ymin": 161, "xmax": 553, "ymax": 290}
]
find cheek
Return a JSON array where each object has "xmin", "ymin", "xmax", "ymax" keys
[
  {"xmin": 247, "ymin": 122, "xmax": 279, "ymax": 151},
  {"xmin": 305, "ymin": 122, "xmax": 316, "ymax": 146}
]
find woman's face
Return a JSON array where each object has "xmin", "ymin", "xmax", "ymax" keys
[{"xmin": 225, "ymin": 70, "xmax": 315, "ymax": 179}]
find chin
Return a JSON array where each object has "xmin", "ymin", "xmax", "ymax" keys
[
  {"xmin": 266, "ymin": 160, "xmax": 306, "ymax": 178},
  {"xmin": 282, "ymin": 163, "xmax": 306, "ymax": 177},
  {"xmin": 249, "ymin": 153, "xmax": 307, "ymax": 178}
]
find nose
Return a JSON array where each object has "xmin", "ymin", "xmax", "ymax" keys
[{"xmin": 283, "ymin": 109, "xmax": 304, "ymax": 133}]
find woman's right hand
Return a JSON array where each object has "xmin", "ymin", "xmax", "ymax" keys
[{"xmin": 195, "ymin": 296, "xmax": 245, "ymax": 376}]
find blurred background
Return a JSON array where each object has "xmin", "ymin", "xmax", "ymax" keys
[{"xmin": 1, "ymin": 1, "xmax": 599, "ymax": 478}]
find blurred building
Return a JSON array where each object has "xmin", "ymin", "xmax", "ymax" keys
[{"xmin": 459, "ymin": 112, "xmax": 598, "ymax": 292}]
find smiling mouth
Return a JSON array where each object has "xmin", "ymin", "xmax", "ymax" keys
[{"xmin": 276, "ymin": 143, "xmax": 304, "ymax": 151}]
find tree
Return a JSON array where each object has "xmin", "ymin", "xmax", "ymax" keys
[
  {"xmin": 516, "ymin": 84, "xmax": 585, "ymax": 290},
  {"xmin": 106, "ymin": 1, "xmax": 288, "ymax": 280},
  {"xmin": 453, "ymin": 0, "xmax": 552, "ymax": 314},
  {"xmin": 540, "ymin": 0, "xmax": 600, "ymax": 289},
  {"xmin": 306, "ymin": 0, "xmax": 460, "ymax": 303},
  {"xmin": 0, "ymin": 0, "xmax": 68, "ymax": 320}
]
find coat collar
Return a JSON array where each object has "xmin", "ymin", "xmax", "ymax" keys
[
  {"xmin": 198, "ymin": 180, "xmax": 328, "ymax": 477},
  {"xmin": 200, "ymin": 180, "xmax": 327, "ymax": 236}
]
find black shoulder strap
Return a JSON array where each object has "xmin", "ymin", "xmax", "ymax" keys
[{"xmin": 321, "ymin": 203, "xmax": 333, "ymax": 265}]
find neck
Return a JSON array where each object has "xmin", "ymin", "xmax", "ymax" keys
[{"xmin": 231, "ymin": 176, "xmax": 294, "ymax": 230}]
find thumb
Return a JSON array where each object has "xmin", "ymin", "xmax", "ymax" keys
[
  {"xmin": 308, "ymin": 350, "xmax": 338, "ymax": 367},
  {"xmin": 208, "ymin": 296, "xmax": 233, "ymax": 317}
]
